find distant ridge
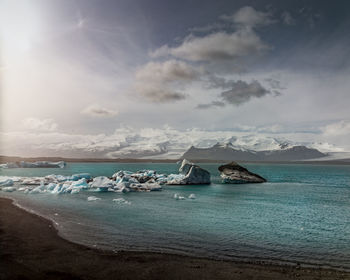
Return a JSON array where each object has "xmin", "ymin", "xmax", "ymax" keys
[{"xmin": 182, "ymin": 143, "xmax": 327, "ymax": 161}]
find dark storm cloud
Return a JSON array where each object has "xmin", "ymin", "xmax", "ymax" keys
[
  {"xmin": 220, "ymin": 80, "xmax": 274, "ymax": 105},
  {"xmin": 197, "ymin": 79, "xmax": 280, "ymax": 109}
]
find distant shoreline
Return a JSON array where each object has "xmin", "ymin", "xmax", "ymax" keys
[
  {"xmin": 1, "ymin": 196, "xmax": 349, "ymax": 280},
  {"xmin": 1, "ymin": 155, "xmax": 350, "ymax": 165}
]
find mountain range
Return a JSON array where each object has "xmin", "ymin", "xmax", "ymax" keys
[{"xmin": 182, "ymin": 142, "xmax": 327, "ymax": 161}]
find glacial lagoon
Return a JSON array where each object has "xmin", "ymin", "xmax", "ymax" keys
[{"xmin": 1, "ymin": 162, "xmax": 350, "ymax": 270}]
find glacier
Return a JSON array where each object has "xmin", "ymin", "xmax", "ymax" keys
[{"xmin": 0, "ymin": 161, "xmax": 66, "ymax": 169}]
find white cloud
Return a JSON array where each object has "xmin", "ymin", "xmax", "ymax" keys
[
  {"xmin": 151, "ymin": 30, "xmax": 269, "ymax": 62},
  {"xmin": 144, "ymin": 7, "xmax": 276, "ymax": 105},
  {"xmin": 220, "ymin": 6, "xmax": 275, "ymax": 28},
  {"xmin": 22, "ymin": 117, "xmax": 58, "ymax": 132},
  {"xmin": 134, "ymin": 60, "xmax": 199, "ymax": 102},
  {"xmin": 135, "ymin": 60, "xmax": 199, "ymax": 83},
  {"xmin": 81, "ymin": 104, "xmax": 118, "ymax": 117},
  {"xmin": 322, "ymin": 120, "xmax": 350, "ymax": 137}
]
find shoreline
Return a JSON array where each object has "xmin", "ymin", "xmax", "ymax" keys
[
  {"xmin": 6, "ymin": 195, "xmax": 350, "ymax": 273},
  {"xmin": 1, "ymin": 197, "xmax": 349, "ymax": 279},
  {"xmin": 1, "ymin": 155, "xmax": 350, "ymax": 165}
]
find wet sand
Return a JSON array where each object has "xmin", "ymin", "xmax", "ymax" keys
[{"xmin": 0, "ymin": 197, "xmax": 349, "ymax": 280}]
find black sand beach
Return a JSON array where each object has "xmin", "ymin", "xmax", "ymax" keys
[{"xmin": 0, "ymin": 197, "xmax": 349, "ymax": 280}]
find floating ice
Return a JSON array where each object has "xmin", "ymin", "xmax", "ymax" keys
[
  {"xmin": 0, "ymin": 162, "xmax": 19, "ymax": 168},
  {"xmin": 87, "ymin": 196, "xmax": 101, "ymax": 201},
  {"xmin": 30, "ymin": 183, "xmax": 46, "ymax": 194},
  {"xmin": 0, "ymin": 166, "xmax": 212, "ymax": 197},
  {"xmin": 174, "ymin": 193, "xmax": 185, "ymax": 200},
  {"xmin": 167, "ymin": 159, "xmax": 210, "ymax": 185},
  {"xmin": 2, "ymin": 187, "xmax": 16, "ymax": 192},
  {"xmin": 70, "ymin": 173, "xmax": 91, "ymax": 181},
  {"xmin": 112, "ymin": 198, "xmax": 131, "ymax": 205},
  {"xmin": 21, "ymin": 178, "xmax": 44, "ymax": 185},
  {"xmin": 188, "ymin": 194, "xmax": 196, "ymax": 199},
  {"xmin": 0, "ymin": 178, "xmax": 14, "ymax": 187},
  {"xmin": 19, "ymin": 161, "xmax": 66, "ymax": 168},
  {"xmin": 71, "ymin": 178, "xmax": 89, "ymax": 189},
  {"xmin": 89, "ymin": 176, "xmax": 116, "ymax": 191}
]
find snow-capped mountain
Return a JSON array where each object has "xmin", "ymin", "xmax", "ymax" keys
[
  {"xmin": 106, "ymin": 134, "xmax": 335, "ymax": 160},
  {"xmin": 182, "ymin": 144, "xmax": 327, "ymax": 161}
]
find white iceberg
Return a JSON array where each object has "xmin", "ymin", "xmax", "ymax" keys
[
  {"xmin": 0, "ymin": 162, "xmax": 19, "ymax": 168},
  {"xmin": 0, "ymin": 169, "xmax": 167, "ymax": 196},
  {"xmin": 2, "ymin": 186, "xmax": 16, "ymax": 192},
  {"xmin": 174, "ymin": 193, "xmax": 185, "ymax": 200},
  {"xmin": 29, "ymin": 182, "xmax": 46, "ymax": 194},
  {"xmin": 0, "ymin": 178, "xmax": 14, "ymax": 187},
  {"xmin": 87, "ymin": 196, "xmax": 101, "ymax": 201},
  {"xmin": 112, "ymin": 198, "xmax": 131, "ymax": 205},
  {"xmin": 188, "ymin": 194, "xmax": 196, "ymax": 199},
  {"xmin": 70, "ymin": 173, "xmax": 91, "ymax": 181},
  {"xmin": 89, "ymin": 176, "xmax": 116, "ymax": 191},
  {"xmin": 71, "ymin": 178, "xmax": 89, "ymax": 189}
]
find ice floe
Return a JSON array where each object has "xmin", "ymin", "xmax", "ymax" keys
[
  {"xmin": 0, "ymin": 160, "xmax": 212, "ymax": 197},
  {"xmin": 174, "ymin": 193, "xmax": 186, "ymax": 200},
  {"xmin": 0, "ymin": 178, "xmax": 14, "ymax": 187},
  {"xmin": 2, "ymin": 187, "xmax": 16, "ymax": 192},
  {"xmin": 112, "ymin": 198, "xmax": 131, "ymax": 205},
  {"xmin": 87, "ymin": 196, "xmax": 101, "ymax": 201}
]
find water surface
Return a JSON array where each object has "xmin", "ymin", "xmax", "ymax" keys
[{"xmin": 1, "ymin": 162, "xmax": 349, "ymax": 270}]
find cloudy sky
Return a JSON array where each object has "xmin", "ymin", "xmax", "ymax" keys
[{"xmin": 1, "ymin": 0, "xmax": 350, "ymax": 158}]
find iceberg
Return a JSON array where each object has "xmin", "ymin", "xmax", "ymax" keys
[
  {"xmin": 0, "ymin": 162, "xmax": 19, "ymax": 168},
  {"xmin": 30, "ymin": 184, "xmax": 46, "ymax": 194},
  {"xmin": 70, "ymin": 173, "xmax": 92, "ymax": 181},
  {"xmin": 87, "ymin": 196, "xmax": 101, "ymax": 201},
  {"xmin": 0, "ymin": 168, "xmax": 193, "ymax": 196},
  {"xmin": 188, "ymin": 194, "xmax": 196, "ymax": 199},
  {"xmin": 51, "ymin": 183, "xmax": 63, "ymax": 194},
  {"xmin": 71, "ymin": 178, "xmax": 89, "ymax": 189},
  {"xmin": 112, "ymin": 198, "xmax": 131, "ymax": 205},
  {"xmin": 2, "ymin": 187, "xmax": 16, "ymax": 192},
  {"xmin": 21, "ymin": 178, "xmax": 44, "ymax": 185},
  {"xmin": 174, "ymin": 193, "xmax": 185, "ymax": 200},
  {"xmin": 0, "ymin": 178, "xmax": 14, "ymax": 187},
  {"xmin": 19, "ymin": 161, "xmax": 66, "ymax": 168},
  {"xmin": 167, "ymin": 159, "xmax": 211, "ymax": 185},
  {"xmin": 89, "ymin": 176, "xmax": 116, "ymax": 191}
]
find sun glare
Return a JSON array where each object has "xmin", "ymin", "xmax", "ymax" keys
[{"xmin": 0, "ymin": 1, "xmax": 42, "ymax": 62}]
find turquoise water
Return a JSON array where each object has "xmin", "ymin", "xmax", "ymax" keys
[{"xmin": 1, "ymin": 163, "xmax": 350, "ymax": 270}]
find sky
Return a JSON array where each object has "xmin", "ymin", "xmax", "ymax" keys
[{"xmin": 1, "ymin": 0, "xmax": 350, "ymax": 158}]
